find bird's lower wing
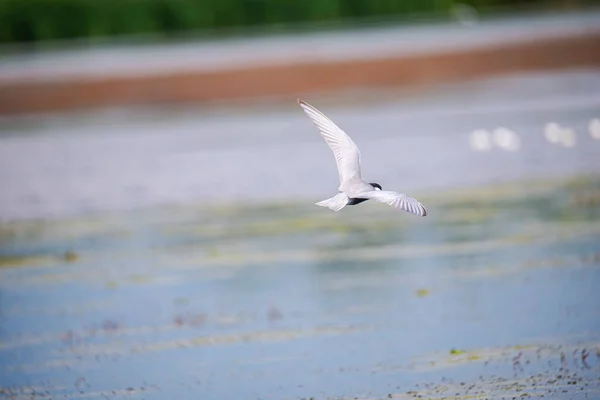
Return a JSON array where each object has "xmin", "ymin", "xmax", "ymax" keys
[
  {"xmin": 360, "ymin": 190, "xmax": 428, "ymax": 217},
  {"xmin": 315, "ymin": 193, "xmax": 349, "ymax": 212}
]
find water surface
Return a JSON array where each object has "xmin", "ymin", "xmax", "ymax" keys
[
  {"xmin": 1, "ymin": 175, "xmax": 599, "ymax": 399},
  {"xmin": 1, "ymin": 70, "xmax": 600, "ymax": 399}
]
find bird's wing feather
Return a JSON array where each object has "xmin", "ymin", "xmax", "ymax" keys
[
  {"xmin": 359, "ymin": 190, "xmax": 428, "ymax": 217},
  {"xmin": 298, "ymin": 99, "xmax": 363, "ymax": 187},
  {"xmin": 315, "ymin": 192, "xmax": 349, "ymax": 212}
]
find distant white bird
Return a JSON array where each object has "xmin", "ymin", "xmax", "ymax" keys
[
  {"xmin": 297, "ymin": 99, "xmax": 428, "ymax": 217},
  {"xmin": 469, "ymin": 129, "xmax": 492, "ymax": 151},
  {"xmin": 492, "ymin": 127, "xmax": 520, "ymax": 152},
  {"xmin": 589, "ymin": 118, "xmax": 600, "ymax": 140},
  {"xmin": 544, "ymin": 122, "xmax": 576, "ymax": 147}
]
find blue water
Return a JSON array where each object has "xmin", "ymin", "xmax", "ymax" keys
[{"xmin": 1, "ymin": 174, "xmax": 599, "ymax": 399}]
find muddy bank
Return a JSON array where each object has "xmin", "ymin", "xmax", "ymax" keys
[{"xmin": 1, "ymin": 25, "xmax": 599, "ymax": 116}]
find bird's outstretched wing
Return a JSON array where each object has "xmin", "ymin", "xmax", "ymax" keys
[
  {"xmin": 359, "ymin": 190, "xmax": 428, "ymax": 217},
  {"xmin": 298, "ymin": 99, "xmax": 363, "ymax": 187}
]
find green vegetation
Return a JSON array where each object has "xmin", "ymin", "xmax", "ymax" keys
[{"xmin": 0, "ymin": 0, "xmax": 597, "ymax": 45}]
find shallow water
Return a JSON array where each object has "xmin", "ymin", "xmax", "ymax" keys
[
  {"xmin": 1, "ymin": 175, "xmax": 600, "ymax": 399},
  {"xmin": 2, "ymin": 69, "xmax": 600, "ymax": 398}
]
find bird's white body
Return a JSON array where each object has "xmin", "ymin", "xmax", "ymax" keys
[{"xmin": 298, "ymin": 99, "xmax": 428, "ymax": 217}]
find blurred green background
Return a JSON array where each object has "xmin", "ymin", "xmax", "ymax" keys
[{"xmin": 0, "ymin": 0, "xmax": 596, "ymax": 44}]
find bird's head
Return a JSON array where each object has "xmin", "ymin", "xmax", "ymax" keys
[{"xmin": 370, "ymin": 183, "xmax": 382, "ymax": 191}]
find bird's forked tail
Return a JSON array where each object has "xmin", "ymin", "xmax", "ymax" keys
[{"xmin": 315, "ymin": 193, "xmax": 349, "ymax": 212}]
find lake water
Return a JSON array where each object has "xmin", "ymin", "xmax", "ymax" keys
[{"xmin": 1, "ymin": 70, "xmax": 600, "ymax": 399}]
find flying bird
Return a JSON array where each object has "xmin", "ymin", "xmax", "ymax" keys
[{"xmin": 298, "ymin": 99, "xmax": 428, "ymax": 217}]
